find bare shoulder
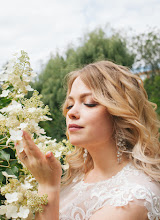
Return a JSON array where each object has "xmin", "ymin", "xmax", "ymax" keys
[{"xmin": 89, "ymin": 202, "xmax": 148, "ymax": 220}]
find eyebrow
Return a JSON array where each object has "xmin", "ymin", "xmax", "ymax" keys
[{"xmin": 68, "ymin": 92, "xmax": 92, "ymax": 100}]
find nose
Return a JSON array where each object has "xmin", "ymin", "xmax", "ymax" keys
[{"xmin": 67, "ymin": 104, "xmax": 80, "ymax": 120}]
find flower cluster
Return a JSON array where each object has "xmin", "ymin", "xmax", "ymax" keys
[
  {"xmin": 0, "ymin": 173, "xmax": 46, "ymax": 219},
  {"xmin": 0, "ymin": 51, "xmax": 51, "ymax": 143},
  {"xmin": 0, "ymin": 51, "xmax": 74, "ymax": 219}
]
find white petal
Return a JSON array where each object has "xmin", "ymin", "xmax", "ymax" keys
[
  {"xmin": 5, "ymin": 192, "xmax": 19, "ymax": 203},
  {"xmin": 39, "ymin": 128, "xmax": 46, "ymax": 134},
  {"xmin": 18, "ymin": 206, "xmax": 30, "ymax": 218},
  {"xmin": 0, "ymin": 205, "xmax": 7, "ymax": 215},
  {"xmin": 25, "ymin": 85, "xmax": 34, "ymax": 91},
  {"xmin": 61, "ymin": 164, "xmax": 69, "ymax": 170},
  {"xmin": 30, "ymin": 71, "xmax": 37, "ymax": 77},
  {"xmin": 0, "ymin": 113, "xmax": 5, "ymax": 120},
  {"xmin": 55, "ymin": 151, "xmax": 62, "ymax": 158},
  {"xmin": 27, "ymin": 107, "xmax": 36, "ymax": 113},
  {"xmin": 0, "ymin": 90, "xmax": 10, "ymax": 97},
  {"xmin": 18, "ymin": 123, "xmax": 28, "ymax": 130},
  {"xmin": 21, "ymin": 181, "xmax": 33, "ymax": 190},
  {"xmin": 10, "ymin": 129, "xmax": 23, "ymax": 141},
  {"xmin": 6, "ymin": 205, "xmax": 18, "ymax": 218}
]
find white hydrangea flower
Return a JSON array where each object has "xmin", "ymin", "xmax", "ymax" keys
[
  {"xmin": 0, "ymin": 51, "xmax": 74, "ymax": 219},
  {"xmin": 27, "ymin": 107, "xmax": 36, "ymax": 113},
  {"xmin": 61, "ymin": 163, "xmax": 69, "ymax": 170},
  {"xmin": 23, "ymin": 76, "xmax": 31, "ymax": 82},
  {"xmin": 28, "ymin": 177, "xmax": 36, "ymax": 182},
  {"xmin": 5, "ymin": 192, "xmax": 19, "ymax": 203},
  {"xmin": 18, "ymin": 122, "xmax": 28, "ymax": 130},
  {"xmin": 0, "ymin": 205, "xmax": 7, "ymax": 215},
  {"xmin": 6, "ymin": 117, "xmax": 19, "ymax": 128},
  {"xmin": 30, "ymin": 119, "xmax": 46, "ymax": 135},
  {"xmin": 21, "ymin": 181, "xmax": 33, "ymax": 190},
  {"xmin": 18, "ymin": 206, "xmax": 30, "ymax": 218},
  {"xmin": 40, "ymin": 115, "xmax": 52, "ymax": 121},
  {"xmin": 0, "ymin": 113, "xmax": 5, "ymax": 120},
  {"xmin": 6, "ymin": 205, "xmax": 18, "ymax": 218},
  {"xmin": 25, "ymin": 85, "xmax": 34, "ymax": 91},
  {"xmin": 15, "ymin": 94, "xmax": 24, "ymax": 98},
  {"xmin": 55, "ymin": 151, "xmax": 62, "ymax": 158},
  {"xmin": 0, "ymin": 100, "xmax": 22, "ymax": 113},
  {"xmin": 0, "ymin": 89, "xmax": 10, "ymax": 97},
  {"xmin": 30, "ymin": 71, "xmax": 37, "ymax": 78},
  {"xmin": 38, "ymin": 128, "xmax": 46, "ymax": 134},
  {"xmin": 10, "ymin": 129, "xmax": 23, "ymax": 141}
]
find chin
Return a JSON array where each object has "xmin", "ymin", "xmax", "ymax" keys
[{"xmin": 69, "ymin": 137, "xmax": 85, "ymax": 147}]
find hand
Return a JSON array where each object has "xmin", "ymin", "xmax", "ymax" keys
[{"xmin": 16, "ymin": 131, "xmax": 62, "ymax": 189}]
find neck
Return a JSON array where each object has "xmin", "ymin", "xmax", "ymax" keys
[{"xmin": 83, "ymin": 140, "xmax": 129, "ymax": 182}]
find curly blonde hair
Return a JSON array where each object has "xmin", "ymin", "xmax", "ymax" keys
[{"xmin": 62, "ymin": 60, "xmax": 160, "ymax": 185}]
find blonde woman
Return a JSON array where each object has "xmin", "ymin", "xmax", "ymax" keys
[{"xmin": 17, "ymin": 61, "xmax": 160, "ymax": 220}]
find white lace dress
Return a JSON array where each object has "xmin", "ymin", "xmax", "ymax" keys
[{"xmin": 60, "ymin": 162, "xmax": 160, "ymax": 220}]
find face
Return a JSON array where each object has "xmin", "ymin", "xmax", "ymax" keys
[{"xmin": 66, "ymin": 77, "xmax": 114, "ymax": 149}]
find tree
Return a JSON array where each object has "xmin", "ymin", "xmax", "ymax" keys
[
  {"xmin": 66, "ymin": 28, "xmax": 134, "ymax": 68},
  {"xmin": 130, "ymin": 27, "xmax": 160, "ymax": 116},
  {"xmin": 131, "ymin": 27, "xmax": 160, "ymax": 76},
  {"xmin": 33, "ymin": 54, "xmax": 67, "ymax": 141}
]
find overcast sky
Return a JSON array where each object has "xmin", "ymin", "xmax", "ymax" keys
[{"xmin": 0, "ymin": 0, "xmax": 159, "ymax": 73}]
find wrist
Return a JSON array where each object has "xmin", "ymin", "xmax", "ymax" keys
[{"xmin": 38, "ymin": 184, "xmax": 60, "ymax": 196}]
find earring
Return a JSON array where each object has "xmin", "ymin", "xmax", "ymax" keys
[
  {"xmin": 83, "ymin": 149, "xmax": 88, "ymax": 163},
  {"xmin": 116, "ymin": 134, "xmax": 126, "ymax": 164}
]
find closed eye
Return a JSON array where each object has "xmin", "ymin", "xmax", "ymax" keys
[
  {"xmin": 66, "ymin": 103, "xmax": 97, "ymax": 110},
  {"xmin": 84, "ymin": 103, "xmax": 97, "ymax": 107},
  {"xmin": 66, "ymin": 105, "xmax": 73, "ymax": 110}
]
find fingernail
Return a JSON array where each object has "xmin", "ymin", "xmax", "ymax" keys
[
  {"xmin": 46, "ymin": 151, "xmax": 52, "ymax": 158},
  {"xmin": 15, "ymin": 141, "xmax": 19, "ymax": 146}
]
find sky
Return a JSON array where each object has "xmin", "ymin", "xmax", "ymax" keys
[{"xmin": 0, "ymin": 0, "xmax": 160, "ymax": 73}]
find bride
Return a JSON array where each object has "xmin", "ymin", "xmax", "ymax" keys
[{"xmin": 17, "ymin": 60, "xmax": 160, "ymax": 220}]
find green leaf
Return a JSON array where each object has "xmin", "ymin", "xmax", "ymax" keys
[
  {"xmin": 0, "ymin": 171, "xmax": 4, "ymax": 183},
  {"xmin": 0, "ymin": 97, "xmax": 12, "ymax": 109},
  {"xmin": 0, "ymin": 150, "xmax": 10, "ymax": 162},
  {"xmin": 5, "ymin": 167, "xmax": 16, "ymax": 176},
  {"xmin": 10, "ymin": 160, "xmax": 18, "ymax": 166},
  {"xmin": 11, "ymin": 166, "xmax": 19, "ymax": 176}
]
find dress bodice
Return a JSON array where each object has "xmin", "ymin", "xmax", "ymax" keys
[{"xmin": 60, "ymin": 162, "xmax": 160, "ymax": 220}]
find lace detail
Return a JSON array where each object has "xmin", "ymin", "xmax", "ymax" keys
[{"xmin": 60, "ymin": 163, "xmax": 160, "ymax": 220}]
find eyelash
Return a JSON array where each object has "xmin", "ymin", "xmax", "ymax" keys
[{"xmin": 66, "ymin": 103, "xmax": 97, "ymax": 110}]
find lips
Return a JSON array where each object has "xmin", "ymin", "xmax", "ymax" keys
[
  {"xmin": 69, "ymin": 124, "xmax": 83, "ymax": 128},
  {"xmin": 68, "ymin": 124, "xmax": 83, "ymax": 131}
]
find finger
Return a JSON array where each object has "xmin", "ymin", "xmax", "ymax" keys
[
  {"xmin": 22, "ymin": 131, "xmax": 42, "ymax": 158},
  {"xmin": 15, "ymin": 144, "xmax": 28, "ymax": 163},
  {"xmin": 15, "ymin": 140, "xmax": 24, "ymax": 153},
  {"xmin": 45, "ymin": 151, "xmax": 57, "ymax": 170},
  {"xmin": 45, "ymin": 151, "xmax": 62, "ymax": 178}
]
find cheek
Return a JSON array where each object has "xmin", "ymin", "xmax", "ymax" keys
[{"xmin": 89, "ymin": 111, "xmax": 114, "ymax": 137}]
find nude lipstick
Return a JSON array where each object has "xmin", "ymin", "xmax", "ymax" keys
[{"xmin": 68, "ymin": 124, "xmax": 83, "ymax": 132}]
